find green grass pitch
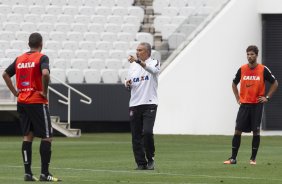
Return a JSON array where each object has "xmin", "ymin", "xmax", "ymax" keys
[{"xmin": 0, "ymin": 133, "xmax": 282, "ymax": 184}]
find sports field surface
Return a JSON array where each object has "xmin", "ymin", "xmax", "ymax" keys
[{"xmin": 0, "ymin": 133, "xmax": 282, "ymax": 184}]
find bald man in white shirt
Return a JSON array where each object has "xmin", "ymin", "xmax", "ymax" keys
[{"xmin": 125, "ymin": 42, "xmax": 160, "ymax": 170}]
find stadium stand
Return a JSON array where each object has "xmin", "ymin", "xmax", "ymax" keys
[{"xmin": 0, "ymin": 0, "xmax": 228, "ymax": 84}]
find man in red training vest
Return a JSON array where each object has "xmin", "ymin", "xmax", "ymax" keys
[
  {"xmin": 2, "ymin": 33, "xmax": 61, "ymax": 182},
  {"xmin": 224, "ymin": 45, "xmax": 278, "ymax": 165}
]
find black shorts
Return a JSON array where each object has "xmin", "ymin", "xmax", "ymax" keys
[
  {"xmin": 17, "ymin": 103, "xmax": 53, "ymax": 138},
  {"xmin": 235, "ymin": 103, "xmax": 263, "ymax": 132}
]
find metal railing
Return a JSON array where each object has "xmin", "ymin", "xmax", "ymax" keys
[{"xmin": 48, "ymin": 75, "xmax": 92, "ymax": 128}]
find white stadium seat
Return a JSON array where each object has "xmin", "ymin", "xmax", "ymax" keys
[
  {"xmin": 179, "ymin": 7, "xmax": 196, "ymax": 16},
  {"xmin": 0, "ymin": 41, "xmax": 10, "ymax": 50},
  {"xmin": 123, "ymin": 16, "xmax": 140, "ymax": 25},
  {"xmin": 101, "ymin": 69, "xmax": 119, "ymax": 83},
  {"xmin": 105, "ymin": 59, "xmax": 123, "ymax": 69},
  {"xmin": 24, "ymin": 14, "xmax": 41, "ymax": 23},
  {"xmin": 154, "ymin": 16, "xmax": 171, "ymax": 32},
  {"xmin": 71, "ymin": 23, "xmax": 88, "ymax": 32},
  {"xmin": 45, "ymin": 40, "xmax": 62, "ymax": 51},
  {"xmin": 92, "ymin": 50, "xmax": 108, "ymax": 60},
  {"xmin": 84, "ymin": 32, "xmax": 100, "ymax": 42},
  {"xmin": 63, "ymin": 41, "xmax": 79, "ymax": 50},
  {"xmin": 127, "ymin": 7, "xmax": 144, "ymax": 22},
  {"xmin": 29, "ymin": 5, "xmax": 45, "ymax": 14},
  {"xmin": 121, "ymin": 23, "xmax": 140, "ymax": 34},
  {"xmin": 113, "ymin": 41, "xmax": 130, "ymax": 51},
  {"xmin": 88, "ymin": 23, "xmax": 105, "ymax": 33},
  {"xmin": 58, "ymin": 50, "xmax": 74, "ymax": 64},
  {"xmin": 12, "ymin": 5, "xmax": 29, "ymax": 14},
  {"xmin": 117, "ymin": 32, "xmax": 135, "ymax": 42},
  {"xmin": 32, "ymin": 0, "xmax": 51, "ymax": 6},
  {"xmin": 41, "ymin": 14, "xmax": 57, "ymax": 24},
  {"xmin": 122, "ymin": 59, "xmax": 130, "ymax": 69},
  {"xmin": 104, "ymin": 23, "xmax": 122, "ymax": 33},
  {"xmin": 10, "ymin": 40, "xmax": 28, "ymax": 50},
  {"xmin": 83, "ymin": 69, "xmax": 101, "ymax": 83},
  {"xmin": 50, "ymin": 31, "xmax": 67, "ymax": 42},
  {"xmin": 51, "ymin": 68, "xmax": 66, "ymax": 83},
  {"xmin": 101, "ymin": 32, "xmax": 118, "ymax": 41},
  {"xmin": 168, "ymin": 33, "xmax": 186, "ymax": 49},
  {"xmin": 15, "ymin": 31, "xmax": 30, "ymax": 42},
  {"xmin": 79, "ymin": 41, "xmax": 96, "ymax": 51},
  {"xmin": 88, "ymin": 59, "xmax": 106, "ymax": 70},
  {"xmin": 62, "ymin": 6, "xmax": 78, "ymax": 15},
  {"xmin": 42, "ymin": 49, "xmax": 58, "ymax": 62},
  {"xmin": 0, "ymin": 58, "xmax": 13, "ymax": 69},
  {"xmin": 67, "ymin": 32, "xmax": 84, "ymax": 42},
  {"xmin": 0, "ymin": 31, "xmax": 14, "ymax": 41},
  {"xmin": 153, "ymin": 0, "xmax": 169, "ymax": 14},
  {"xmin": 107, "ymin": 15, "xmax": 124, "ymax": 25},
  {"xmin": 151, "ymin": 50, "xmax": 161, "ymax": 62},
  {"xmin": 100, "ymin": 0, "xmax": 116, "ymax": 7},
  {"xmin": 66, "ymin": 68, "xmax": 84, "ymax": 83},
  {"xmin": 79, "ymin": 6, "xmax": 95, "ymax": 16},
  {"xmin": 161, "ymin": 7, "xmax": 179, "ymax": 17},
  {"xmin": 50, "ymin": 0, "xmax": 67, "ymax": 6},
  {"xmin": 68, "ymin": 0, "xmax": 84, "ymax": 6},
  {"xmin": 21, "ymin": 22, "xmax": 37, "ymax": 32},
  {"xmin": 0, "ymin": 13, "xmax": 7, "ymax": 23},
  {"xmin": 109, "ymin": 50, "xmax": 125, "ymax": 60},
  {"xmin": 74, "ymin": 15, "xmax": 91, "ymax": 24},
  {"xmin": 129, "ymin": 41, "xmax": 140, "ymax": 49},
  {"xmin": 95, "ymin": 7, "xmax": 112, "ymax": 16},
  {"xmin": 7, "ymin": 14, "xmax": 24, "ymax": 23},
  {"xmin": 0, "ymin": 5, "xmax": 12, "ymax": 15},
  {"xmin": 116, "ymin": 0, "xmax": 134, "ymax": 7},
  {"xmin": 75, "ymin": 49, "xmax": 92, "ymax": 59},
  {"xmin": 3, "ymin": 22, "xmax": 20, "ymax": 32},
  {"xmin": 112, "ymin": 7, "xmax": 128, "ymax": 16},
  {"xmin": 52, "ymin": 58, "xmax": 67, "ymax": 69},
  {"xmin": 118, "ymin": 68, "xmax": 129, "ymax": 82},
  {"xmin": 37, "ymin": 23, "xmax": 54, "ymax": 32},
  {"xmin": 71, "ymin": 59, "xmax": 88, "ymax": 69},
  {"xmin": 136, "ymin": 32, "xmax": 154, "ymax": 46},
  {"xmin": 45, "ymin": 5, "xmax": 62, "ymax": 15},
  {"xmin": 5, "ymin": 49, "xmax": 21, "ymax": 59},
  {"xmin": 96, "ymin": 41, "xmax": 112, "ymax": 50},
  {"xmin": 170, "ymin": 0, "xmax": 189, "ymax": 7},
  {"xmin": 91, "ymin": 15, "xmax": 107, "ymax": 25},
  {"xmin": 57, "ymin": 14, "xmax": 74, "ymax": 24},
  {"xmin": 84, "ymin": 0, "xmax": 100, "ymax": 7},
  {"xmin": 55, "ymin": 23, "xmax": 71, "ymax": 32}
]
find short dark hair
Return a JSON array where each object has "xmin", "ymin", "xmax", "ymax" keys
[
  {"xmin": 246, "ymin": 45, "xmax": 258, "ymax": 55},
  {"xmin": 28, "ymin": 32, "xmax": 43, "ymax": 48}
]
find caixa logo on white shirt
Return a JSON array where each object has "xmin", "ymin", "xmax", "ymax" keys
[{"xmin": 132, "ymin": 75, "xmax": 149, "ymax": 83}]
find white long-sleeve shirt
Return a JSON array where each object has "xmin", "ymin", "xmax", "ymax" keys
[{"xmin": 127, "ymin": 57, "xmax": 160, "ymax": 107}]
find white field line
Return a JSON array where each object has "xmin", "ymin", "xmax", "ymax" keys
[{"xmin": 1, "ymin": 165, "xmax": 282, "ymax": 182}]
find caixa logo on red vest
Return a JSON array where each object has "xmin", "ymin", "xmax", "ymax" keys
[
  {"xmin": 17, "ymin": 62, "xmax": 35, "ymax": 69},
  {"xmin": 133, "ymin": 75, "xmax": 149, "ymax": 83}
]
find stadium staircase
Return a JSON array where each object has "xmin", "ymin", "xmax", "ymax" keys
[{"xmin": 51, "ymin": 116, "xmax": 81, "ymax": 137}]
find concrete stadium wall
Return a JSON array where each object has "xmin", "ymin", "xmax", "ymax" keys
[{"xmin": 155, "ymin": 0, "xmax": 282, "ymax": 135}]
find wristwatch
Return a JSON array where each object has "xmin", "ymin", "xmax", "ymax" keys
[
  {"xmin": 266, "ymin": 96, "xmax": 270, "ymax": 101},
  {"xmin": 135, "ymin": 60, "xmax": 141, "ymax": 64}
]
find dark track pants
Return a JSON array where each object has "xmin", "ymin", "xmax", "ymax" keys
[{"xmin": 129, "ymin": 104, "xmax": 157, "ymax": 166}]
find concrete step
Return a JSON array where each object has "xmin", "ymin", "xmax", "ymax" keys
[{"xmin": 51, "ymin": 116, "xmax": 81, "ymax": 137}]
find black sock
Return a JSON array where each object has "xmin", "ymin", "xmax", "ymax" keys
[
  {"xmin": 40, "ymin": 140, "xmax": 52, "ymax": 175},
  {"xmin": 251, "ymin": 135, "xmax": 260, "ymax": 160},
  {"xmin": 231, "ymin": 135, "xmax": 241, "ymax": 159},
  {"xmin": 22, "ymin": 141, "xmax": 32, "ymax": 175}
]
